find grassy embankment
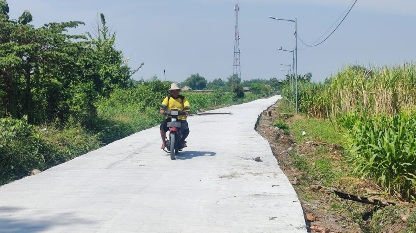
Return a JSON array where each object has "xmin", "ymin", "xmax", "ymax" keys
[{"xmin": 275, "ymin": 64, "xmax": 416, "ymax": 232}]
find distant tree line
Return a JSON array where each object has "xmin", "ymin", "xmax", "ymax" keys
[{"xmin": 181, "ymin": 73, "xmax": 283, "ymax": 98}]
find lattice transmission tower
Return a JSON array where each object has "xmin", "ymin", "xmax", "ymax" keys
[{"xmin": 233, "ymin": 3, "xmax": 241, "ymax": 79}]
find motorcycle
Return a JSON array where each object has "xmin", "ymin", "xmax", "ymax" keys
[{"xmin": 163, "ymin": 108, "xmax": 188, "ymax": 160}]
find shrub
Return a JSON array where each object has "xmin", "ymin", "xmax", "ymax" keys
[
  {"xmin": 0, "ymin": 118, "xmax": 49, "ymax": 184},
  {"xmin": 274, "ymin": 121, "xmax": 289, "ymax": 134}
]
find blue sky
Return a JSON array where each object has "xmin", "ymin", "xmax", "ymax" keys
[{"xmin": 7, "ymin": 0, "xmax": 416, "ymax": 82}]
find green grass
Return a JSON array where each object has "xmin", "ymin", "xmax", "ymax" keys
[
  {"xmin": 365, "ymin": 205, "xmax": 416, "ymax": 233},
  {"xmin": 313, "ymin": 157, "xmax": 338, "ymax": 186},
  {"xmin": 290, "ymin": 117, "xmax": 344, "ymax": 145},
  {"xmin": 290, "ymin": 151, "xmax": 309, "ymax": 172},
  {"xmin": 312, "ymin": 145, "xmax": 330, "ymax": 155},
  {"xmin": 274, "ymin": 121, "xmax": 290, "ymax": 134},
  {"xmin": 277, "ymin": 98, "xmax": 296, "ymax": 115}
]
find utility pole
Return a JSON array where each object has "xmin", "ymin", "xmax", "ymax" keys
[
  {"xmin": 233, "ymin": 3, "xmax": 241, "ymax": 80},
  {"xmin": 294, "ymin": 18, "xmax": 298, "ymax": 114}
]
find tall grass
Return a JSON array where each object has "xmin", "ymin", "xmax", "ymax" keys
[
  {"xmin": 299, "ymin": 64, "xmax": 416, "ymax": 118},
  {"xmin": 297, "ymin": 82, "xmax": 330, "ymax": 118},
  {"xmin": 323, "ymin": 64, "xmax": 416, "ymax": 116}
]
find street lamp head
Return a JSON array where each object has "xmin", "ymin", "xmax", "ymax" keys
[
  {"xmin": 269, "ymin": 16, "xmax": 295, "ymax": 23},
  {"xmin": 278, "ymin": 47, "xmax": 282, "ymax": 50}
]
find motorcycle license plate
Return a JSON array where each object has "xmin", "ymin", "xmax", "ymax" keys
[
  {"xmin": 167, "ymin": 121, "xmax": 181, "ymax": 128},
  {"xmin": 171, "ymin": 110, "xmax": 179, "ymax": 116}
]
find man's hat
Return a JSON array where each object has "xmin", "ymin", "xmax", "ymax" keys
[{"xmin": 169, "ymin": 83, "xmax": 181, "ymax": 91}]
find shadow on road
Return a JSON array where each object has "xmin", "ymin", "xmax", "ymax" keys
[
  {"xmin": 176, "ymin": 151, "xmax": 216, "ymax": 160},
  {"xmin": 0, "ymin": 206, "xmax": 94, "ymax": 233}
]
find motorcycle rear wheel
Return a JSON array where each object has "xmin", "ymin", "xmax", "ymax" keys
[{"xmin": 170, "ymin": 133, "xmax": 176, "ymax": 160}]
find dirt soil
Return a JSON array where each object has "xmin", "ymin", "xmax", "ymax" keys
[{"xmin": 255, "ymin": 101, "xmax": 415, "ymax": 233}]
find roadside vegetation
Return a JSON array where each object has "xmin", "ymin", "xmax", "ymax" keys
[
  {"xmin": 0, "ymin": 1, "xmax": 280, "ymax": 185},
  {"xmin": 272, "ymin": 65, "xmax": 416, "ymax": 232}
]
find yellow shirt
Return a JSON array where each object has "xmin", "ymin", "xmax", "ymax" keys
[{"xmin": 161, "ymin": 95, "xmax": 190, "ymax": 121}]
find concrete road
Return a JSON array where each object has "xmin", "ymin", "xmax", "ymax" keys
[{"xmin": 0, "ymin": 96, "xmax": 306, "ymax": 233}]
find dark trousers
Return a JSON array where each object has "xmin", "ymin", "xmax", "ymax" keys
[{"xmin": 160, "ymin": 119, "xmax": 190, "ymax": 142}]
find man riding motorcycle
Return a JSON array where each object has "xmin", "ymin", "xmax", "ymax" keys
[{"xmin": 159, "ymin": 83, "xmax": 190, "ymax": 150}]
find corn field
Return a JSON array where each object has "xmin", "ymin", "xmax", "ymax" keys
[
  {"xmin": 297, "ymin": 64, "xmax": 416, "ymax": 118},
  {"xmin": 291, "ymin": 64, "xmax": 416, "ymax": 200}
]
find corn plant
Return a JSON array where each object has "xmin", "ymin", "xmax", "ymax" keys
[
  {"xmin": 297, "ymin": 82, "xmax": 330, "ymax": 118},
  {"xmin": 339, "ymin": 111, "xmax": 416, "ymax": 199}
]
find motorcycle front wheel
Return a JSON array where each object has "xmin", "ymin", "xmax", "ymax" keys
[{"xmin": 169, "ymin": 133, "xmax": 176, "ymax": 160}]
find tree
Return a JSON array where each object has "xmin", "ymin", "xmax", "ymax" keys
[
  {"xmin": 84, "ymin": 13, "xmax": 138, "ymax": 97},
  {"xmin": 0, "ymin": 15, "xmax": 21, "ymax": 118},
  {"xmin": 206, "ymin": 78, "xmax": 225, "ymax": 90},
  {"xmin": 250, "ymin": 83, "xmax": 263, "ymax": 95},
  {"xmin": 0, "ymin": 0, "xmax": 9, "ymax": 19},
  {"xmin": 268, "ymin": 77, "xmax": 282, "ymax": 92},
  {"xmin": 182, "ymin": 73, "xmax": 207, "ymax": 90},
  {"xmin": 227, "ymin": 74, "xmax": 241, "ymax": 88},
  {"xmin": 232, "ymin": 84, "xmax": 245, "ymax": 99},
  {"xmin": 0, "ymin": 6, "xmax": 138, "ymax": 126},
  {"xmin": 0, "ymin": 3, "xmax": 38, "ymax": 121},
  {"xmin": 298, "ymin": 72, "xmax": 312, "ymax": 83},
  {"xmin": 0, "ymin": 2, "xmax": 93, "ymax": 124},
  {"xmin": 18, "ymin": 10, "xmax": 32, "ymax": 25}
]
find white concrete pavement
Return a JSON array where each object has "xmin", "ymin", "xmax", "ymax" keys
[{"xmin": 0, "ymin": 96, "xmax": 306, "ymax": 233}]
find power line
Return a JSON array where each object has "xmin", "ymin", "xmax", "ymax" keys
[
  {"xmin": 311, "ymin": 0, "xmax": 356, "ymax": 45},
  {"xmin": 298, "ymin": 0, "xmax": 358, "ymax": 48}
]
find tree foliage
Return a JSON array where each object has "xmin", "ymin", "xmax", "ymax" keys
[
  {"xmin": 206, "ymin": 78, "xmax": 225, "ymax": 90},
  {"xmin": 0, "ymin": 3, "xmax": 137, "ymax": 126},
  {"xmin": 18, "ymin": 10, "xmax": 32, "ymax": 25},
  {"xmin": 182, "ymin": 73, "xmax": 207, "ymax": 90},
  {"xmin": 0, "ymin": 0, "xmax": 9, "ymax": 18},
  {"xmin": 227, "ymin": 74, "xmax": 241, "ymax": 87},
  {"xmin": 85, "ymin": 13, "xmax": 140, "ymax": 97}
]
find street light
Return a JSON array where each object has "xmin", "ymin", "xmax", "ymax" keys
[
  {"xmin": 281, "ymin": 64, "xmax": 292, "ymax": 83},
  {"xmin": 278, "ymin": 47, "xmax": 295, "ymax": 96},
  {"xmin": 280, "ymin": 64, "xmax": 291, "ymax": 72},
  {"xmin": 269, "ymin": 16, "xmax": 298, "ymax": 114},
  {"xmin": 280, "ymin": 64, "xmax": 292, "ymax": 79},
  {"xmin": 280, "ymin": 69, "xmax": 290, "ymax": 77},
  {"xmin": 278, "ymin": 47, "xmax": 295, "ymax": 76}
]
